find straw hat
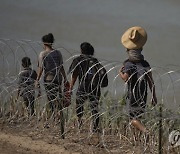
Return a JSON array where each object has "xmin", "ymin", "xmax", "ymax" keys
[{"xmin": 121, "ymin": 26, "xmax": 147, "ymax": 50}]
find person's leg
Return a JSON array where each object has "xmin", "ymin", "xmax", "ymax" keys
[
  {"xmin": 128, "ymin": 91, "xmax": 150, "ymax": 145},
  {"xmin": 131, "ymin": 119, "xmax": 147, "ymax": 133},
  {"xmin": 56, "ymin": 84, "xmax": 65, "ymax": 139},
  {"xmin": 129, "ymin": 99, "xmax": 150, "ymax": 144},
  {"xmin": 129, "ymin": 107, "xmax": 146, "ymax": 132},
  {"xmin": 130, "ymin": 118, "xmax": 149, "ymax": 144},
  {"xmin": 23, "ymin": 96, "xmax": 34, "ymax": 116},
  {"xmin": 44, "ymin": 82, "xmax": 57, "ymax": 117},
  {"xmin": 90, "ymin": 100, "xmax": 99, "ymax": 132},
  {"xmin": 129, "ymin": 93, "xmax": 147, "ymax": 132},
  {"xmin": 130, "ymin": 106, "xmax": 147, "ymax": 133},
  {"xmin": 29, "ymin": 94, "xmax": 35, "ymax": 116},
  {"xmin": 76, "ymin": 92, "xmax": 87, "ymax": 129},
  {"xmin": 24, "ymin": 91, "xmax": 35, "ymax": 116},
  {"xmin": 57, "ymin": 85, "xmax": 63, "ymax": 110},
  {"xmin": 23, "ymin": 97, "xmax": 29, "ymax": 109},
  {"xmin": 23, "ymin": 96, "xmax": 29, "ymax": 116},
  {"xmin": 89, "ymin": 90, "xmax": 100, "ymax": 132}
]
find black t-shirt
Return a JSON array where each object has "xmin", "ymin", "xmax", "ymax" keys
[
  {"xmin": 18, "ymin": 68, "xmax": 37, "ymax": 97},
  {"xmin": 122, "ymin": 59, "xmax": 151, "ymax": 100},
  {"xmin": 69, "ymin": 55, "xmax": 101, "ymax": 92}
]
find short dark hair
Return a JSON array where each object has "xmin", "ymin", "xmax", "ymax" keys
[
  {"xmin": 42, "ymin": 33, "xmax": 54, "ymax": 45},
  {"xmin": 22, "ymin": 57, "xmax": 31, "ymax": 67},
  {"xmin": 80, "ymin": 42, "xmax": 94, "ymax": 55}
]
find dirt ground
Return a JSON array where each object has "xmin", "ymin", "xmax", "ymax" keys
[
  {"xmin": 0, "ymin": 118, "xmax": 113, "ymax": 154},
  {"xmin": 0, "ymin": 125, "xmax": 70, "ymax": 154},
  {"xmin": 0, "ymin": 131, "xmax": 68, "ymax": 154},
  {"xmin": 1, "ymin": 116, "xmax": 177, "ymax": 154}
]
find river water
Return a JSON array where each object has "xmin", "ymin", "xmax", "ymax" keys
[{"xmin": 0, "ymin": 0, "xmax": 180, "ymax": 109}]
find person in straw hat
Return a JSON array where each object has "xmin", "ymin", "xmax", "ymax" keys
[{"xmin": 119, "ymin": 26, "xmax": 157, "ymax": 135}]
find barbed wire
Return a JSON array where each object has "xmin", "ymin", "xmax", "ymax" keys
[{"xmin": 0, "ymin": 39, "xmax": 179, "ymax": 153}]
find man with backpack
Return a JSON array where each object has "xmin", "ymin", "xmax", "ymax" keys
[
  {"xmin": 119, "ymin": 26, "xmax": 157, "ymax": 135},
  {"xmin": 69, "ymin": 42, "xmax": 108, "ymax": 132}
]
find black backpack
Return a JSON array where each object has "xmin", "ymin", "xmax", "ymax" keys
[{"xmin": 84, "ymin": 56, "xmax": 108, "ymax": 88}]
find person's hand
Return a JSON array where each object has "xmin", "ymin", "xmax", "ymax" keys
[
  {"xmin": 120, "ymin": 66, "xmax": 125, "ymax": 72},
  {"xmin": 119, "ymin": 66, "xmax": 125, "ymax": 78},
  {"xmin": 64, "ymin": 80, "xmax": 73, "ymax": 95},
  {"xmin": 64, "ymin": 80, "xmax": 69, "ymax": 86}
]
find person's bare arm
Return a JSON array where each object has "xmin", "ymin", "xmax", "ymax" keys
[
  {"xmin": 60, "ymin": 66, "xmax": 68, "ymax": 83},
  {"xmin": 32, "ymin": 67, "xmax": 42, "ymax": 97},
  {"xmin": 36, "ymin": 52, "xmax": 44, "ymax": 84},
  {"xmin": 119, "ymin": 66, "xmax": 129, "ymax": 82},
  {"xmin": 69, "ymin": 71, "xmax": 78, "ymax": 91},
  {"xmin": 35, "ymin": 70, "xmax": 41, "ymax": 97},
  {"xmin": 147, "ymin": 71, "xmax": 157, "ymax": 106},
  {"xmin": 36, "ymin": 67, "xmax": 43, "ymax": 81}
]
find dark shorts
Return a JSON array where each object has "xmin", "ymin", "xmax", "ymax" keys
[
  {"xmin": 76, "ymin": 89, "xmax": 101, "ymax": 130},
  {"xmin": 21, "ymin": 91, "xmax": 35, "ymax": 115},
  {"xmin": 21, "ymin": 90, "xmax": 35, "ymax": 104},
  {"xmin": 76, "ymin": 88, "xmax": 100, "ymax": 117},
  {"xmin": 127, "ymin": 94, "xmax": 147, "ymax": 119}
]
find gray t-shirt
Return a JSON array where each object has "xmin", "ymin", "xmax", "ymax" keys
[{"xmin": 38, "ymin": 50, "xmax": 63, "ymax": 83}]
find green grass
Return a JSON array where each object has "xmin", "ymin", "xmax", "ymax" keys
[{"xmin": 0, "ymin": 94, "xmax": 180, "ymax": 153}]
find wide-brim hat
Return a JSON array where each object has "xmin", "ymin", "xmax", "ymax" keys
[{"xmin": 121, "ymin": 26, "xmax": 147, "ymax": 50}]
